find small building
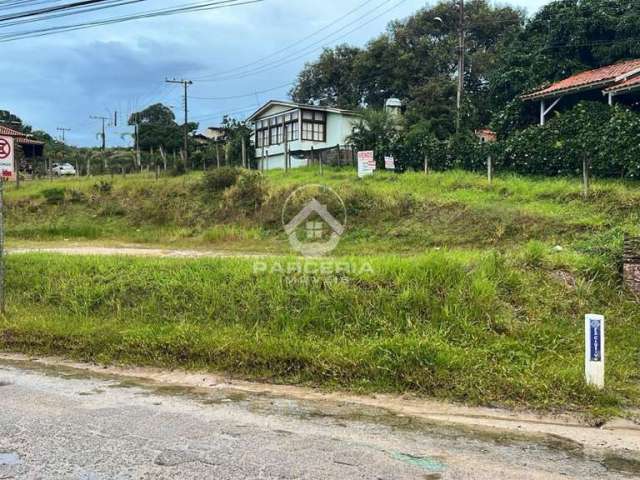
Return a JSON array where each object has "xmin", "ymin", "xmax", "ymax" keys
[
  {"xmin": 0, "ymin": 125, "xmax": 45, "ymax": 175},
  {"xmin": 202, "ymin": 126, "xmax": 226, "ymax": 142},
  {"xmin": 521, "ymin": 59, "xmax": 640, "ymax": 125},
  {"xmin": 475, "ymin": 128, "xmax": 497, "ymax": 143},
  {"xmin": 247, "ymin": 100, "xmax": 360, "ymax": 170}
]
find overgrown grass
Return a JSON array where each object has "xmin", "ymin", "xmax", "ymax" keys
[
  {"xmin": 5, "ymin": 168, "xmax": 640, "ymax": 255},
  {"xmin": 1, "ymin": 251, "xmax": 638, "ymax": 418}
]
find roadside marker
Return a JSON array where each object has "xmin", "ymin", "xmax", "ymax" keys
[{"xmin": 585, "ymin": 314, "xmax": 605, "ymax": 389}]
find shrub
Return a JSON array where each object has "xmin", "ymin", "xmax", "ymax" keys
[
  {"xmin": 92, "ymin": 180, "xmax": 112, "ymax": 194},
  {"xmin": 202, "ymin": 167, "xmax": 241, "ymax": 194},
  {"xmin": 223, "ymin": 170, "xmax": 266, "ymax": 214},
  {"xmin": 41, "ymin": 188, "xmax": 65, "ymax": 205}
]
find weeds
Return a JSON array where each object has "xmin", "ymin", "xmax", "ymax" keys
[{"xmin": 1, "ymin": 252, "xmax": 638, "ymax": 415}]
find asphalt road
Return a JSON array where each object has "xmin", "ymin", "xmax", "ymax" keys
[{"xmin": 0, "ymin": 359, "xmax": 637, "ymax": 480}]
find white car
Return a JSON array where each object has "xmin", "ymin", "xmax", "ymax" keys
[{"xmin": 52, "ymin": 163, "xmax": 76, "ymax": 176}]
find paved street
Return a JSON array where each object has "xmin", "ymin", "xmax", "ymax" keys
[{"xmin": 0, "ymin": 358, "xmax": 637, "ymax": 479}]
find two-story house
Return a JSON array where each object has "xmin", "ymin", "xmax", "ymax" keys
[{"xmin": 247, "ymin": 100, "xmax": 360, "ymax": 170}]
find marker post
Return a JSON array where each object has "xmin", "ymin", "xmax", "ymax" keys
[{"xmin": 585, "ymin": 314, "xmax": 605, "ymax": 389}]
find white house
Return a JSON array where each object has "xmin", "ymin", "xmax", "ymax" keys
[{"xmin": 246, "ymin": 100, "xmax": 360, "ymax": 170}]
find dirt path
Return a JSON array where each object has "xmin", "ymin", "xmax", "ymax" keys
[
  {"xmin": 7, "ymin": 246, "xmax": 273, "ymax": 258},
  {"xmin": 1, "ymin": 353, "xmax": 638, "ymax": 456}
]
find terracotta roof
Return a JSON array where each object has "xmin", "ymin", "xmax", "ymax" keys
[
  {"xmin": 16, "ymin": 137, "xmax": 44, "ymax": 146},
  {"xmin": 604, "ymin": 75, "xmax": 640, "ymax": 94},
  {"xmin": 0, "ymin": 125, "xmax": 26, "ymax": 137},
  {"xmin": 521, "ymin": 59, "xmax": 640, "ymax": 100}
]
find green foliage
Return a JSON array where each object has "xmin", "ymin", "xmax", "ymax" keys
[
  {"xmin": 347, "ymin": 109, "xmax": 401, "ymax": 167},
  {"xmin": 202, "ymin": 167, "xmax": 241, "ymax": 194},
  {"xmin": 223, "ymin": 170, "xmax": 266, "ymax": 214},
  {"xmin": 92, "ymin": 180, "xmax": 112, "ymax": 194},
  {"xmin": 222, "ymin": 117, "xmax": 255, "ymax": 168},
  {"xmin": 496, "ymin": 102, "xmax": 640, "ymax": 178},
  {"xmin": 291, "ymin": 0, "xmax": 523, "ymax": 131},
  {"xmin": 129, "ymin": 103, "xmax": 198, "ymax": 154},
  {"xmin": 41, "ymin": 188, "xmax": 65, "ymax": 205},
  {"xmin": 2, "ymin": 252, "xmax": 639, "ymax": 414}
]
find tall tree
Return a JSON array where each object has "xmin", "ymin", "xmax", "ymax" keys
[
  {"xmin": 129, "ymin": 103, "xmax": 197, "ymax": 153},
  {"xmin": 291, "ymin": 0, "xmax": 523, "ymax": 134}
]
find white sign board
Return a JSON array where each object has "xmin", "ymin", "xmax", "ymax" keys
[
  {"xmin": 585, "ymin": 313, "xmax": 605, "ymax": 389},
  {"xmin": 0, "ymin": 136, "xmax": 14, "ymax": 179},
  {"xmin": 384, "ymin": 156, "xmax": 395, "ymax": 170},
  {"xmin": 357, "ymin": 151, "xmax": 375, "ymax": 178}
]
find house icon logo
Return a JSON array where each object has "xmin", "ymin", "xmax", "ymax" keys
[{"xmin": 282, "ymin": 185, "xmax": 346, "ymax": 257}]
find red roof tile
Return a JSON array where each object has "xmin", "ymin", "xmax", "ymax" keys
[
  {"xmin": 522, "ymin": 59, "xmax": 640, "ymax": 100},
  {"xmin": 604, "ymin": 74, "xmax": 640, "ymax": 94},
  {"xmin": 16, "ymin": 137, "xmax": 44, "ymax": 146},
  {"xmin": 0, "ymin": 125, "xmax": 26, "ymax": 137}
]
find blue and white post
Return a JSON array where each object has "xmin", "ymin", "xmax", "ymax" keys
[{"xmin": 585, "ymin": 314, "xmax": 605, "ymax": 389}]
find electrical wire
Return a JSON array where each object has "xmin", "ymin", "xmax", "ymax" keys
[{"xmin": 0, "ymin": 0, "xmax": 264, "ymax": 42}]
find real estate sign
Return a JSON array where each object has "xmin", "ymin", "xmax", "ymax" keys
[
  {"xmin": 0, "ymin": 136, "xmax": 15, "ymax": 179},
  {"xmin": 357, "ymin": 151, "xmax": 375, "ymax": 178},
  {"xmin": 384, "ymin": 156, "xmax": 395, "ymax": 170}
]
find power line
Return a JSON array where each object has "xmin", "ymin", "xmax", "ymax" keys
[
  {"xmin": 197, "ymin": 0, "xmax": 409, "ymax": 83},
  {"xmin": 190, "ymin": 81, "xmax": 295, "ymax": 101},
  {"xmin": 0, "ymin": 0, "xmax": 264, "ymax": 42},
  {"xmin": 193, "ymin": 0, "xmax": 373, "ymax": 81}
]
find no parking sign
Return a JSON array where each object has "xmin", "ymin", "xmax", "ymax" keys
[{"xmin": 0, "ymin": 136, "xmax": 14, "ymax": 179}]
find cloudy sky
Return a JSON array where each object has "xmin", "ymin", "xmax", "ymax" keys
[{"xmin": 2, "ymin": 0, "xmax": 552, "ymax": 147}]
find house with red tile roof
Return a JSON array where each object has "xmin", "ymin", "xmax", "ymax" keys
[
  {"xmin": 0, "ymin": 125, "xmax": 46, "ymax": 177},
  {"xmin": 521, "ymin": 60, "xmax": 640, "ymax": 125}
]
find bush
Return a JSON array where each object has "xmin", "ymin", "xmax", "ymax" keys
[
  {"xmin": 494, "ymin": 102, "xmax": 640, "ymax": 178},
  {"xmin": 170, "ymin": 159, "xmax": 186, "ymax": 177},
  {"xmin": 202, "ymin": 167, "xmax": 241, "ymax": 194},
  {"xmin": 41, "ymin": 188, "xmax": 65, "ymax": 205},
  {"xmin": 92, "ymin": 180, "xmax": 112, "ymax": 194},
  {"xmin": 223, "ymin": 170, "xmax": 266, "ymax": 214}
]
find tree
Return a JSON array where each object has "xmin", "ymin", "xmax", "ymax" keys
[
  {"xmin": 128, "ymin": 103, "xmax": 197, "ymax": 153},
  {"xmin": 347, "ymin": 109, "xmax": 401, "ymax": 167},
  {"xmin": 291, "ymin": 0, "xmax": 523, "ymax": 135},
  {"xmin": 222, "ymin": 116, "xmax": 256, "ymax": 168},
  {"xmin": 488, "ymin": 0, "xmax": 640, "ymax": 134}
]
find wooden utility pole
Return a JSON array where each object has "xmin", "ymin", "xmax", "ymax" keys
[
  {"xmin": 487, "ymin": 155, "xmax": 493, "ymax": 185},
  {"xmin": 241, "ymin": 135, "xmax": 247, "ymax": 169},
  {"xmin": 582, "ymin": 159, "xmax": 590, "ymax": 198},
  {"xmin": 456, "ymin": 0, "xmax": 465, "ymax": 132},
  {"xmin": 165, "ymin": 78, "xmax": 193, "ymax": 169},
  {"xmin": 90, "ymin": 115, "xmax": 108, "ymax": 150},
  {"xmin": 56, "ymin": 127, "xmax": 73, "ymax": 175},
  {"xmin": 0, "ymin": 179, "xmax": 5, "ymax": 314}
]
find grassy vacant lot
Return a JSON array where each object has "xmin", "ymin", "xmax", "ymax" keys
[
  {"xmin": 1, "ymin": 168, "xmax": 639, "ymax": 417},
  {"xmin": 4, "ymin": 167, "xmax": 640, "ymax": 255},
  {"xmin": 2, "ymin": 250, "xmax": 638, "ymax": 419}
]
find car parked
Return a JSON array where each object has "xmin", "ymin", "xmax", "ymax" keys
[{"xmin": 52, "ymin": 163, "xmax": 76, "ymax": 176}]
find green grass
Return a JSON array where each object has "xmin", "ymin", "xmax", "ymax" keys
[
  {"xmin": 3, "ymin": 168, "xmax": 640, "ymax": 416},
  {"xmin": 5, "ymin": 167, "xmax": 640, "ymax": 255},
  {"xmin": 1, "ymin": 251, "xmax": 638, "ymax": 418}
]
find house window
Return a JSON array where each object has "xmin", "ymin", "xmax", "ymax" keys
[
  {"xmin": 301, "ymin": 110, "xmax": 326, "ymax": 142},
  {"xmin": 256, "ymin": 120, "xmax": 269, "ymax": 148},
  {"xmin": 256, "ymin": 112, "xmax": 299, "ymax": 146}
]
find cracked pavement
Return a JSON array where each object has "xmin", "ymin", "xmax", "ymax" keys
[{"xmin": 0, "ymin": 359, "xmax": 637, "ymax": 479}]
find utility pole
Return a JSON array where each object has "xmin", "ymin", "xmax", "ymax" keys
[
  {"xmin": 90, "ymin": 115, "xmax": 108, "ymax": 150},
  {"xmin": 57, "ymin": 127, "xmax": 74, "ymax": 176},
  {"xmin": 456, "ymin": 0, "xmax": 465, "ymax": 133},
  {"xmin": 165, "ymin": 78, "xmax": 193, "ymax": 169}
]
